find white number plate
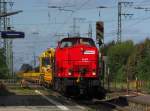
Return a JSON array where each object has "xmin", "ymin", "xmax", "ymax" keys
[{"xmin": 84, "ymin": 50, "xmax": 95, "ymax": 54}]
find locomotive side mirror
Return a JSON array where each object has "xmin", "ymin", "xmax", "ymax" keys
[
  {"xmin": 57, "ymin": 41, "xmax": 63, "ymax": 49},
  {"xmin": 57, "ymin": 41, "xmax": 61, "ymax": 46}
]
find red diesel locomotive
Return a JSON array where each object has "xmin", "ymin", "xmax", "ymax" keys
[{"xmin": 54, "ymin": 37, "xmax": 104, "ymax": 98}]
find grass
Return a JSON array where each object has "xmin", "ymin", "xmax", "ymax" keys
[
  {"xmin": 7, "ymin": 84, "xmax": 55, "ymax": 96},
  {"xmin": 106, "ymin": 81, "xmax": 150, "ymax": 94},
  {"xmin": 8, "ymin": 87, "xmax": 38, "ymax": 95}
]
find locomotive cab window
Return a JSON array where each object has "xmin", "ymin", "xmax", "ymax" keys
[
  {"xmin": 60, "ymin": 41, "xmax": 73, "ymax": 48},
  {"xmin": 60, "ymin": 38, "xmax": 95, "ymax": 48},
  {"xmin": 79, "ymin": 38, "xmax": 95, "ymax": 46},
  {"xmin": 42, "ymin": 57, "xmax": 50, "ymax": 66}
]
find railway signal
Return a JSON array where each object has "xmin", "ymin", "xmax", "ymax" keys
[{"xmin": 96, "ymin": 21, "xmax": 104, "ymax": 45}]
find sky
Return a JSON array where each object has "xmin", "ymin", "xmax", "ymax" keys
[{"xmin": 9, "ymin": 0, "xmax": 150, "ymax": 70}]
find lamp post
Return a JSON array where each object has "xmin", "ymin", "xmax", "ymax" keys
[{"xmin": 32, "ymin": 32, "xmax": 39, "ymax": 69}]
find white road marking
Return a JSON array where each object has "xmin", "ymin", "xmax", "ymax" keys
[{"xmin": 35, "ymin": 90, "xmax": 69, "ymax": 111}]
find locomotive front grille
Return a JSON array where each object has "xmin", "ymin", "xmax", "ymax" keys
[
  {"xmin": 79, "ymin": 68, "xmax": 87, "ymax": 74},
  {"xmin": 74, "ymin": 65, "xmax": 89, "ymax": 74}
]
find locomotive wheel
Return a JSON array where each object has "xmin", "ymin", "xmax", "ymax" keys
[
  {"xmin": 93, "ymin": 86, "xmax": 106, "ymax": 99},
  {"xmin": 39, "ymin": 75, "xmax": 44, "ymax": 86},
  {"xmin": 57, "ymin": 79, "xmax": 80, "ymax": 97},
  {"xmin": 53, "ymin": 78, "xmax": 62, "ymax": 92},
  {"xmin": 53, "ymin": 78, "xmax": 59, "ymax": 91},
  {"xmin": 64, "ymin": 86, "xmax": 80, "ymax": 97}
]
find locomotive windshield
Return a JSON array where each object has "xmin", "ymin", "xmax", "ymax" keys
[
  {"xmin": 60, "ymin": 41, "xmax": 74, "ymax": 48},
  {"xmin": 79, "ymin": 38, "xmax": 95, "ymax": 46},
  {"xmin": 60, "ymin": 38, "xmax": 95, "ymax": 48}
]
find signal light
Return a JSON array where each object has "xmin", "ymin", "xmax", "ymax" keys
[{"xmin": 96, "ymin": 21, "xmax": 104, "ymax": 44}]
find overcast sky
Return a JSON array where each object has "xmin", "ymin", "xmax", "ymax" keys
[{"xmin": 11, "ymin": 0, "xmax": 150, "ymax": 70}]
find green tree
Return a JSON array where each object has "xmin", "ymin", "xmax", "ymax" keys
[
  {"xmin": 0, "ymin": 48, "xmax": 8, "ymax": 78},
  {"xmin": 107, "ymin": 40, "xmax": 135, "ymax": 82},
  {"xmin": 136, "ymin": 53, "xmax": 150, "ymax": 80},
  {"xmin": 135, "ymin": 39, "xmax": 150, "ymax": 80}
]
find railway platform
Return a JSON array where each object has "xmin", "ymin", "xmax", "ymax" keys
[{"xmin": 127, "ymin": 95, "xmax": 150, "ymax": 111}]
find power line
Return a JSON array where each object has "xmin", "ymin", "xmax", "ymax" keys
[
  {"xmin": 125, "ymin": 15, "xmax": 150, "ymax": 28},
  {"xmin": 51, "ymin": 0, "xmax": 91, "ymax": 38}
]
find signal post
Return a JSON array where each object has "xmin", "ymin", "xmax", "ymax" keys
[{"xmin": 96, "ymin": 21, "xmax": 105, "ymax": 87}]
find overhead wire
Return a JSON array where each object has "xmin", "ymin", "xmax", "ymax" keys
[
  {"xmin": 123, "ymin": 0, "xmax": 150, "ymax": 29},
  {"xmin": 51, "ymin": 0, "xmax": 91, "ymax": 40},
  {"xmin": 15, "ymin": 0, "xmax": 150, "ymax": 40},
  {"xmin": 125, "ymin": 16, "xmax": 150, "ymax": 28}
]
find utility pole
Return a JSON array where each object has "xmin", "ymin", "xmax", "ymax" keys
[
  {"xmin": 117, "ymin": 1, "xmax": 133, "ymax": 95},
  {"xmin": 33, "ymin": 51, "xmax": 36, "ymax": 69},
  {"xmin": 117, "ymin": 1, "xmax": 133, "ymax": 43},
  {"xmin": 72, "ymin": 18, "xmax": 80, "ymax": 37},
  {"xmin": 73, "ymin": 18, "xmax": 77, "ymax": 37},
  {"xmin": 118, "ymin": 2, "xmax": 121, "ymax": 43},
  {"xmin": 88, "ymin": 22, "xmax": 92, "ymax": 38},
  {"xmin": 71, "ymin": 17, "xmax": 86, "ymax": 37},
  {"xmin": 0, "ymin": 0, "xmax": 15, "ymax": 78},
  {"xmin": 0, "ymin": 0, "xmax": 8, "ymax": 48},
  {"xmin": 32, "ymin": 32, "xmax": 39, "ymax": 69},
  {"xmin": 0, "ymin": 0, "xmax": 9, "ymax": 76}
]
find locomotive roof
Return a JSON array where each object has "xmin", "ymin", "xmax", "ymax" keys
[{"xmin": 60, "ymin": 37, "xmax": 93, "ymax": 41}]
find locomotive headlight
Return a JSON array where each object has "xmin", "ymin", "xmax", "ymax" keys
[
  {"xmin": 68, "ymin": 69, "xmax": 73, "ymax": 76},
  {"xmin": 68, "ymin": 72, "xmax": 72, "ymax": 76},
  {"xmin": 92, "ymin": 69, "xmax": 96, "ymax": 76},
  {"xmin": 80, "ymin": 48, "xmax": 84, "ymax": 51}
]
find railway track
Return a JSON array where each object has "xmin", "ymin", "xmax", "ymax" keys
[
  {"xmin": 28, "ymin": 84, "xmax": 150, "ymax": 111},
  {"xmin": 73, "ymin": 98, "xmax": 127, "ymax": 111},
  {"xmin": 2, "ymin": 80, "xmax": 150, "ymax": 111},
  {"xmin": 0, "ymin": 80, "xmax": 127, "ymax": 111},
  {"xmin": 53, "ymin": 87, "xmax": 129, "ymax": 111}
]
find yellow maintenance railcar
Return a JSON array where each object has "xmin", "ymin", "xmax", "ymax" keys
[
  {"xmin": 39, "ymin": 48, "xmax": 55, "ymax": 86},
  {"xmin": 18, "ymin": 48, "xmax": 55, "ymax": 87}
]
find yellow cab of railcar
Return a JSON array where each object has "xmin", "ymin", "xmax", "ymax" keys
[{"xmin": 39, "ymin": 48, "xmax": 55, "ymax": 86}]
